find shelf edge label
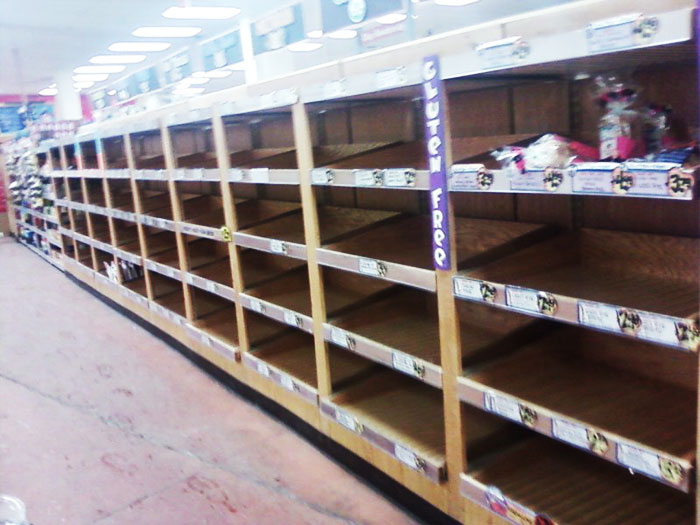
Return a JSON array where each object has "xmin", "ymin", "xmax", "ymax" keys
[{"xmin": 422, "ymin": 55, "xmax": 450, "ymax": 271}]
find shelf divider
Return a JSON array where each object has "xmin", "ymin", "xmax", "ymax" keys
[
  {"xmin": 212, "ymin": 101, "xmax": 250, "ymax": 356},
  {"xmin": 293, "ymin": 101, "xmax": 332, "ymax": 397}
]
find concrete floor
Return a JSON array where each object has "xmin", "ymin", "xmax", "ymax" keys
[{"xmin": 0, "ymin": 238, "xmax": 418, "ymax": 525}]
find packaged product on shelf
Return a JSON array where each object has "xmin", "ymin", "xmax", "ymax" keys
[{"xmin": 593, "ymin": 75, "xmax": 643, "ymax": 160}]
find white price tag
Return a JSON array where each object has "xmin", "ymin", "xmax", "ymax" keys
[
  {"xmin": 510, "ymin": 171, "xmax": 546, "ymax": 192},
  {"xmin": 248, "ymin": 168, "xmax": 270, "ymax": 183},
  {"xmin": 257, "ymin": 361, "xmax": 270, "ymax": 377},
  {"xmin": 477, "ymin": 37, "xmax": 520, "ymax": 69},
  {"xmin": 383, "ymin": 169, "xmax": 412, "ymax": 187},
  {"xmin": 280, "ymin": 374, "xmax": 295, "ymax": 392},
  {"xmin": 617, "ymin": 443, "xmax": 661, "ymax": 479},
  {"xmin": 637, "ymin": 312, "xmax": 679, "ymax": 346},
  {"xmin": 358, "ymin": 258, "xmax": 384, "ymax": 277},
  {"xmin": 185, "ymin": 273, "xmax": 194, "ymax": 285},
  {"xmin": 484, "ymin": 392, "xmax": 521, "ymax": 423},
  {"xmin": 453, "ymin": 278, "xmax": 483, "ymax": 301},
  {"xmin": 228, "ymin": 168, "xmax": 244, "ymax": 182},
  {"xmin": 335, "ymin": 409, "xmax": 360, "ymax": 433},
  {"xmin": 200, "ymin": 332, "xmax": 211, "ymax": 347},
  {"xmin": 323, "ymin": 79, "xmax": 346, "ymax": 99},
  {"xmin": 578, "ymin": 301, "xmax": 620, "ymax": 331},
  {"xmin": 270, "ymin": 239, "xmax": 287, "ymax": 254},
  {"xmin": 331, "ymin": 327, "xmax": 350, "ymax": 348},
  {"xmin": 572, "ymin": 163, "xmax": 619, "ymax": 194},
  {"xmin": 249, "ymin": 298, "xmax": 264, "ymax": 314},
  {"xmin": 391, "ymin": 352, "xmax": 422, "ymax": 378},
  {"xmin": 505, "ymin": 286, "xmax": 540, "ymax": 313},
  {"xmin": 354, "ymin": 169, "xmax": 379, "ymax": 187},
  {"xmin": 206, "ymin": 280, "xmax": 217, "ymax": 293},
  {"xmin": 587, "ymin": 13, "xmax": 643, "ymax": 53},
  {"xmin": 311, "ymin": 168, "xmax": 332, "ymax": 184},
  {"xmin": 394, "ymin": 443, "xmax": 421, "ymax": 470},
  {"xmin": 552, "ymin": 419, "xmax": 590, "ymax": 450},
  {"xmin": 375, "ymin": 67, "xmax": 407, "ymax": 90},
  {"xmin": 283, "ymin": 310, "xmax": 300, "ymax": 327}
]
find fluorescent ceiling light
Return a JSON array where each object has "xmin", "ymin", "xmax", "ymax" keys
[
  {"xmin": 173, "ymin": 87, "xmax": 205, "ymax": 96},
  {"xmin": 107, "ymin": 89, "xmax": 117, "ymax": 95},
  {"xmin": 327, "ymin": 29, "xmax": 357, "ymax": 39},
  {"xmin": 49, "ymin": 83, "xmax": 56, "ymax": 88},
  {"xmin": 133, "ymin": 26, "xmax": 202, "ymax": 38},
  {"xmin": 376, "ymin": 12, "xmax": 407, "ymax": 24},
  {"xmin": 74, "ymin": 65, "xmax": 126, "ymax": 74},
  {"xmin": 90, "ymin": 54, "xmax": 146, "ymax": 64},
  {"xmin": 306, "ymin": 30, "xmax": 323, "ymax": 39},
  {"xmin": 193, "ymin": 70, "xmax": 232, "ymax": 78},
  {"xmin": 74, "ymin": 81, "xmax": 95, "ymax": 89},
  {"xmin": 162, "ymin": 6, "xmax": 240, "ymax": 19},
  {"xmin": 73, "ymin": 74, "xmax": 109, "ymax": 82},
  {"xmin": 226, "ymin": 62, "xmax": 246, "ymax": 71},
  {"xmin": 109, "ymin": 41, "xmax": 172, "ymax": 52},
  {"xmin": 39, "ymin": 88, "xmax": 58, "ymax": 96},
  {"xmin": 287, "ymin": 41, "xmax": 323, "ymax": 52},
  {"xmin": 181, "ymin": 76, "xmax": 210, "ymax": 85},
  {"xmin": 433, "ymin": 0, "xmax": 480, "ymax": 5}
]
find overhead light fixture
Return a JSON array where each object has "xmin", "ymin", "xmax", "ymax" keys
[
  {"xmin": 49, "ymin": 83, "xmax": 56, "ymax": 88},
  {"xmin": 226, "ymin": 62, "xmax": 246, "ymax": 71},
  {"xmin": 39, "ymin": 88, "xmax": 58, "ymax": 96},
  {"xmin": 90, "ymin": 54, "xmax": 146, "ymax": 64},
  {"xmin": 162, "ymin": 6, "xmax": 240, "ymax": 20},
  {"xmin": 109, "ymin": 42, "xmax": 172, "ymax": 52},
  {"xmin": 74, "ymin": 65, "xmax": 126, "ymax": 74},
  {"xmin": 287, "ymin": 41, "xmax": 323, "ymax": 52},
  {"xmin": 376, "ymin": 12, "xmax": 407, "ymax": 24},
  {"xmin": 173, "ymin": 87, "xmax": 205, "ymax": 96},
  {"xmin": 107, "ymin": 89, "xmax": 117, "ymax": 95},
  {"xmin": 193, "ymin": 70, "xmax": 232, "ymax": 79},
  {"xmin": 181, "ymin": 76, "xmax": 210, "ymax": 85},
  {"xmin": 132, "ymin": 26, "xmax": 202, "ymax": 38},
  {"xmin": 73, "ymin": 74, "xmax": 109, "ymax": 82},
  {"xmin": 433, "ymin": 0, "xmax": 480, "ymax": 5},
  {"xmin": 74, "ymin": 81, "xmax": 95, "ymax": 89},
  {"xmin": 327, "ymin": 29, "xmax": 357, "ymax": 39},
  {"xmin": 306, "ymin": 30, "xmax": 323, "ymax": 39}
]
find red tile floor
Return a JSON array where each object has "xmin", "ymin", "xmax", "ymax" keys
[{"xmin": 0, "ymin": 238, "xmax": 418, "ymax": 524}]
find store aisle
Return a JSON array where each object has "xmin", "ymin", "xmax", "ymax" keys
[{"xmin": 0, "ymin": 239, "xmax": 418, "ymax": 525}]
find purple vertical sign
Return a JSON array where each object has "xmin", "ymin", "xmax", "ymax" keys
[{"xmin": 422, "ymin": 55, "xmax": 451, "ymax": 271}]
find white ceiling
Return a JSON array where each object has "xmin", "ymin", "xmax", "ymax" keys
[{"xmin": 0, "ymin": 0, "xmax": 285, "ymax": 94}]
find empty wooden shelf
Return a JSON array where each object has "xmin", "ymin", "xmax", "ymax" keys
[
  {"xmin": 326, "ymin": 287, "xmax": 536, "ymax": 388},
  {"xmin": 455, "ymin": 229, "xmax": 700, "ymax": 351},
  {"xmin": 461, "ymin": 436, "xmax": 694, "ymax": 525},
  {"xmin": 318, "ymin": 215, "xmax": 548, "ymax": 291},
  {"xmin": 239, "ymin": 249, "xmax": 306, "ymax": 289},
  {"xmin": 243, "ymin": 330, "xmax": 375, "ymax": 405},
  {"xmin": 234, "ymin": 199, "xmax": 302, "ymax": 230},
  {"xmin": 321, "ymin": 370, "xmax": 446, "ymax": 483},
  {"xmin": 236, "ymin": 206, "xmax": 397, "ymax": 260},
  {"xmin": 460, "ymin": 327, "xmax": 696, "ymax": 490}
]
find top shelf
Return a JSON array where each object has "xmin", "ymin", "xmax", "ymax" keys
[{"xmin": 53, "ymin": 2, "xmax": 694, "ymax": 145}]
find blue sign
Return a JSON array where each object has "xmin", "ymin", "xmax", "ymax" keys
[
  {"xmin": 252, "ymin": 4, "xmax": 304, "ymax": 54},
  {"xmin": 127, "ymin": 66, "xmax": 160, "ymax": 97},
  {"xmin": 164, "ymin": 51, "xmax": 192, "ymax": 84},
  {"xmin": 203, "ymin": 30, "xmax": 242, "ymax": 70},
  {"xmin": 0, "ymin": 105, "xmax": 23, "ymax": 133},
  {"xmin": 321, "ymin": 0, "xmax": 402, "ymax": 33}
]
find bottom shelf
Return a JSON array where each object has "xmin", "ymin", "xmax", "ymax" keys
[{"xmin": 463, "ymin": 435, "xmax": 694, "ymax": 525}]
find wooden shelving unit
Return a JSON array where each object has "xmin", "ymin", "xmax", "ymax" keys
[{"xmin": 25, "ymin": 1, "xmax": 700, "ymax": 522}]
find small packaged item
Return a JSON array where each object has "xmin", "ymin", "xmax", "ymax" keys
[
  {"xmin": 642, "ymin": 104, "xmax": 671, "ymax": 156},
  {"xmin": 594, "ymin": 76, "xmax": 644, "ymax": 160}
]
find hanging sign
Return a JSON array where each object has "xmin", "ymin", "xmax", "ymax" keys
[
  {"xmin": 321, "ymin": 0, "xmax": 403, "ymax": 33},
  {"xmin": 163, "ymin": 51, "xmax": 192, "ymax": 84},
  {"xmin": 422, "ymin": 55, "xmax": 450, "ymax": 271},
  {"xmin": 252, "ymin": 4, "xmax": 304, "ymax": 54},
  {"xmin": 202, "ymin": 30, "xmax": 243, "ymax": 70}
]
